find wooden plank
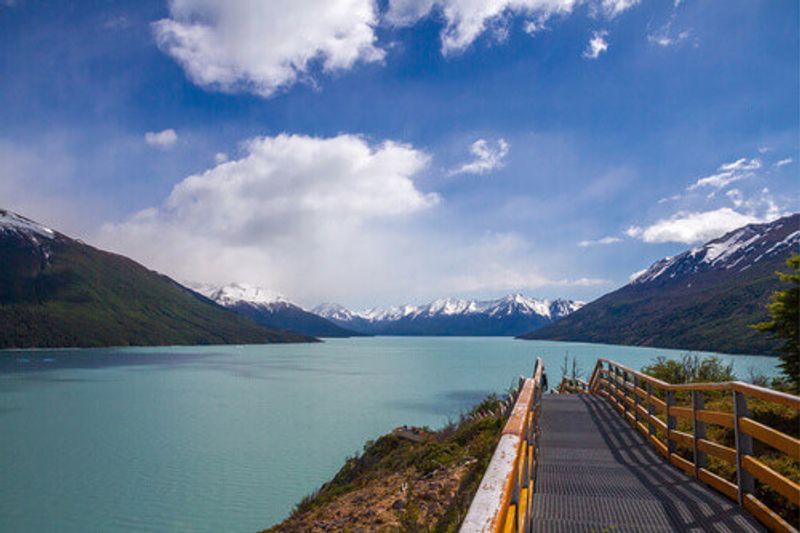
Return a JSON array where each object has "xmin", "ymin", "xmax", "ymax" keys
[
  {"xmin": 670, "ymin": 453, "xmax": 694, "ymax": 475},
  {"xmin": 517, "ymin": 487, "xmax": 529, "ymax": 533},
  {"xmin": 743, "ymin": 494, "xmax": 800, "ymax": 533},
  {"xmin": 698, "ymin": 468, "xmax": 738, "ymax": 501},
  {"xmin": 670, "ymin": 406, "xmax": 692, "ymax": 420},
  {"xmin": 734, "ymin": 382, "xmax": 800, "ymax": 410},
  {"xmin": 670, "ymin": 430, "xmax": 693, "ymax": 449},
  {"xmin": 695, "ymin": 409, "xmax": 734, "ymax": 428},
  {"xmin": 742, "ymin": 455, "xmax": 800, "ymax": 505},
  {"xmin": 650, "ymin": 414, "xmax": 667, "ymax": 432},
  {"xmin": 739, "ymin": 417, "xmax": 800, "ymax": 459},
  {"xmin": 502, "ymin": 504, "xmax": 516, "ymax": 533},
  {"xmin": 650, "ymin": 434, "xmax": 668, "ymax": 458},
  {"xmin": 649, "ymin": 395, "xmax": 666, "ymax": 413},
  {"xmin": 503, "ymin": 379, "xmax": 535, "ymax": 437},
  {"xmin": 697, "ymin": 439, "xmax": 736, "ymax": 465}
]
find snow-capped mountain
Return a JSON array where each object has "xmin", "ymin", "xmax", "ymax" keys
[
  {"xmin": 632, "ymin": 217, "xmax": 799, "ymax": 285},
  {"xmin": 526, "ymin": 213, "xmax": 800, "ymax": 355},
  {"xmin": 192, "ymin": 283, "xmax": 361, "ymax": 338},
  {"xmin": 0, "ymin": 210, "xmax": 57, "ymax": 241},
  {"xmin": 312, "ymin": 294, "xmax": 584, "ymax": 336}
]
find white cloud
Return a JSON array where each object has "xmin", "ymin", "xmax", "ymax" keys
[
  {"xmin": 144, "ymin": 129, "xmax": 178, "ymax": 149},
  {"xmin": 385, "ymin": 1, "xmax": 637, "ymax": 55},
  {"xmin": 578, "ymin": 235, "xmax": 622, "ymax": 247},
  {"xmin": 774, "ymin": 158, "xmax": 793, "ymax": 168},
  {"xmin": 112, "ymin": 133, "xmax": 436, "ymax": 243},
  {"xmin": 214, "ymin": 152, "xmax": 228, "ymax": 164},
  {"xmin": 725, "ymin": 188, "xmax": 743, "ymax": 208},
  {"xmin": 153, "ymin": 0, "xmax": 384, "ymax": 97},
  {"xmin": 629, "ymin": 268, "xmax": 647, "ymax": 282},
  {"xmin": 583, "ymin": 30, "xmax": 609, "ymax": 59},
  {"xmin": 648, "ymin": 29, "xmax": 689, "ymax": 47},
  {"xmin": 98, "ymin": 132, "xmax": 602, "ymax": 306},
  {"xmin": 100, "ymin": 133, "xmax": 446, "ymax": 305},
  {"xmin": 450, "ymin": 138, "xmax": 509, "ymax": 175},
  {"xmin": 687, "ymin": 157, "xmax": 761, "ymax": 190},
  {"xmin": 625, "ymin": 207, "xmax": 780, "ymax": 244}
]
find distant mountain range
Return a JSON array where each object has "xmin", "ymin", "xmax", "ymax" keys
[
  {"xmin": 0, "ymin": 210, "xmax": 313, "ymax": 348},
  {"xmin": 312, "ymin": 294, "xmax": 584, "ymax": 336},
  {"xmin": 192, "ymin": 283, "xmax": 362, "ymax": 338},
  {"xmin": 523, "ymin": 213, "xmax": 800, "ymax": 355}
]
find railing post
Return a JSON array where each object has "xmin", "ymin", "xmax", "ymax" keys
[
  {"xmin": 691, "ymin": 390, "xmax": 707, "ymax": 478},
  {"xmin": 666, "ymin": 390, "xmax": 676, "ymax": 455},
  {"xmin": 633, "ymin": 375, "xmax": 640, "ymax": 426},
  {"xmin": 733, "ymin": 390, "xmax": 754, "ymax": 506},
  {"xmin": 647, "ymin": 382, "xmax": 655, "ymax": 436},
  {"xmin": 622, "ymin": 369, "xmax": 630, "ymax": 420}
]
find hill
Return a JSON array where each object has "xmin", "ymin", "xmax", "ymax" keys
[
  {"xmin": 0, "ymin": 210, "xmax": 314, "ymax": 348},
  {"xmin": 521, "ymin": 213, "xmax": 800, "ymax": 355}
]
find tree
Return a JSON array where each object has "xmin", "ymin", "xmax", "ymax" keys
[{"xmin": 752, "ymin": 254, "xmax": 800, "ymax": 392}]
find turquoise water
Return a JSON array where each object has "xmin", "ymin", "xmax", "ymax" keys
[{"xmin": 0, "ymin": 338, "xmax": 780, "ymax": 532}]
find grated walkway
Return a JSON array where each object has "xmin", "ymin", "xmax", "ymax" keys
[{"xmin": 532, "ymin": 395, "xmax": 765, "ymax": 532}]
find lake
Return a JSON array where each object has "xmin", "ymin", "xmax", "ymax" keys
[{"xmin": 0, "ymin": 337, "xmax": 781, "ymax": 532}]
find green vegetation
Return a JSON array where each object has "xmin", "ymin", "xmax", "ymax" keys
[
  {"xmin": 642, "ymin": 353, "xmax": 735, "ymax": 384},
  {"xmin": 641, "ymin": 355, "xmax": 799, "ymax": 525},
  {"xmin": 0, "ymin": 231, "xmax": 312, "ymax": 348},
  {"xmin": 753, "ymin": 254, "xmax": 800, "ymax": 393}
]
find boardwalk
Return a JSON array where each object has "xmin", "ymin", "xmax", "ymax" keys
[{"xmin": 532, "ymin": 395, "xmax": 765, "ymax": 532}]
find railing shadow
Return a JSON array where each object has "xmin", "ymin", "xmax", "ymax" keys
[{"xmin": 581, "ymin": 394, "xmax": 764, "ymax": 532}]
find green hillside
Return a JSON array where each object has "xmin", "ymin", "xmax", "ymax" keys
[{"xmin": 0, "ymin": 211, "xmax": 313, "ymax": 348}]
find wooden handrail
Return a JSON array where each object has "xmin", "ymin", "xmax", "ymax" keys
[
  {"xmin": 587, "ymin": 358, "xmax": 800, "ymax": 533},
  {"xmin": 461, "ymin": 358, "xmax": 545, "ymax": 533}
]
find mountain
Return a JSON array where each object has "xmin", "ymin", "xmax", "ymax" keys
[
  {"xmin": 312, "ymin": 294, "xmax": 584, "ymax": 336},
  {"xmin": 522, "ymin": 213, "xmax": 800, "ymax": 355},
  {"xmin": 192, "ymin": 283, "xmax": 362, "ymax": 338},
  {"xmin": 0, "ymin": 209, "xmax": 314, "ymax": 348}
]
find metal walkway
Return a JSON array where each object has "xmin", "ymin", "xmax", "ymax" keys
[{"xmin": 532, "ymin": 395, "xmax": 765, "ymax": 532}]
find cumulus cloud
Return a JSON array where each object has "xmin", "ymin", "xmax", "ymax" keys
[
  {"xmin": 98, "ymin": 132, "xmax": 600, "ymax": 306},
  {"xmin": 214, "ymin": 152, "xmax": 228, "ymax": 164},
  {"xmin": 583, "ymin": 30, "xmax": 609, "ymax": 59},
  {"xmin": 450, "ymin": 138, "xmax": 509, "ymax": 175},
  {"xmin": 109, "ymin": 133, "xmax": 436, "ymax": 244},
  {"xmin": 625, "ymin": 206, "xmax": 780, "ymax": 244},
  {"xmin": 100, "ymin": 133, "xmax": 444, "ymax": 304},
  {"xmin": 385, "ymin": 0, "xmax": 637, "ymax": 55},
  {"xmin": 578, "ymin": 235, "xmax": 622, "ymax": 247},
  {"xmin": 153, "ymin": 0, "xmax": 384, "ymax": 97},
  {"xmin": 144, "ymin": 129, "xmax": 178, "ymax": 149},
  {"xmin": 687, "ymin": 157, "xmax": 761, "ymax": 190}
]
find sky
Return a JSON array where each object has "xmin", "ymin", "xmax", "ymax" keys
[{"xmin": 0, "ymin": 0, "xmax": 797, "ymax": 309}]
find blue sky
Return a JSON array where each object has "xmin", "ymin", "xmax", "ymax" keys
[{"xmin": 1, "ymin": 0, "xmax": 797, "ymax": 308}]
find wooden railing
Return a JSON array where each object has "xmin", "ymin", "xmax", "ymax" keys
[
  {"xmin": 460, "ymin": 358, "xmax": 545, "ymax": 533},
  {"xmin": 558, "ymin": 376, "xmax": 588, "ymax": 394},
  {"xmin": 588, "ymin": 358, "xmax": 800, "ymax": 533}
]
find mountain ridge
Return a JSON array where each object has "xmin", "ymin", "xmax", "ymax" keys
[
  {"xmin": 192, "ymin": 282, "xmax": 363, "ymax": 338},
  {"xmin": 521, "ymin": 213, "xmax": 800, "ymax": 355},
  {"xmin": 312, "ymin": 294, "xmax": 584, "ymax": 336},
  {"xmin": 0, "ymin": 209, "xmax": 314, "ymax": 348}
]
